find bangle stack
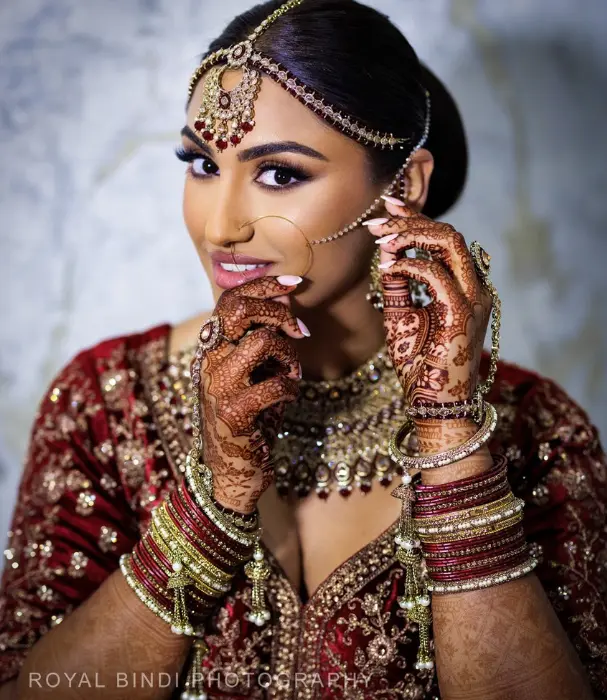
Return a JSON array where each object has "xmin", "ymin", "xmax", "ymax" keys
[
  {"xmin": 412, "ymin": 456, "xmax": 536, "ymax": 593},
  {"xmin": 390, "ymin": 397, "xmax": 537, "ymax": 671},
  {"xmin": 121, "ymin": 448, "xmax": 273, "ymax": 638}
]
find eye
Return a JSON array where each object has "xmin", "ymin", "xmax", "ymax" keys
[
  {"xmin": 255, "ymin": 162, "xmax": 310, "ymax": 190},
  {"xmin": 174, "ymin": 146, "xmax": 219, "ymax": 178},
  {"xmin": 192, "ymin": 157, "xmax": 219, "ymax": 177}
]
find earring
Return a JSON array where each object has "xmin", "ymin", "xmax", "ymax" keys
[{"xmin": 366, "ymin": 176, "xmax": 411, "ymax": 312}]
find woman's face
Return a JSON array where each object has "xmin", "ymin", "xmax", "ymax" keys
[{"xmin": 182, "ymin": 68, "xmax": 428, "ymax": 309}]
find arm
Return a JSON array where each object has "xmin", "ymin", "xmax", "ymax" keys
[
  {"xmin": 418, "ymin": 438, "xmax": 594, "ymax": 699},
  {"xmin": 0, "ymin": 351, "xmax": 193, "ymax": 699},
  {"xmin": 367, "ymin": 199, "xmax": 604, "ymax": 698}
]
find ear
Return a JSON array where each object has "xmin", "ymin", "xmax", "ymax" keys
[{"xmin": 403, "ymin": 148, "xmax": 434, "ymax": 212}]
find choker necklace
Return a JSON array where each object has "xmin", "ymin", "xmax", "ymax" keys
[{"xmin": 165, "ymin": 341, "xmax": 413, "ymax": 500}]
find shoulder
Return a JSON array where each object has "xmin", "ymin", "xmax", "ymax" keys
[{"xmin": 483, "ymin": 353, "xmax": 599, "ymax": 454}]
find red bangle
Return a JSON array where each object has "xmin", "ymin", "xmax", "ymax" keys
[
  {"xmin": 428, "ymin": 549, "xmax": 529, "ymax": 581},
  {"xmin": 421, "ymin": 524, "xmax": 524, "ymax": 553},
  {"xmin": 130, "ymin": 552, "xmax": 173, "ymax": 609},
  {"xmin": 414, "ymin": 483, "xmax": 511, "ymax": 517},
  {"xmin": 169, "ymin": 491, "xmax": 241, "ymax": 573},
  {"xmin": 178, "ymin": 479, "xmax": 253, "ymax": 557}
]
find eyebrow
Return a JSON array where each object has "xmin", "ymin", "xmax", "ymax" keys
[{"xmin": 180, "ymin": 125, "xmax": 328, "ymax": 162}]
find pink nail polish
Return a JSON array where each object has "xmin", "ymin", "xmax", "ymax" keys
[
  {"xmin": 381, "ymin": 195, "xmax": 406, "ymax": 206},
  {"xmin": 378, "ymin": 260, "xmax": 396, "ymax": 269},
  {"xmin": 375, "ymin": 232, "xmax": 399, "ymax": 244},
  {"xmin": 362, "ymin": 217, "xmax": 389, "ymax": 226},
  {"xmin": 297, "ymin": 318, "xmax": 311, "ymax": 337},
  {"xmin": 277, "ymin": 275, "xmax": 303, "ymax": 286}
]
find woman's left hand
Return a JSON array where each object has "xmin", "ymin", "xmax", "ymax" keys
[{"xmin": 366, "ymin": 200, "xmax": 492, "ymax": 411}]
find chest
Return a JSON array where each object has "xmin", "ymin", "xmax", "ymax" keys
[{"xmin": 258, "ymin": 479, "xmax": 404, "ymax": 599}]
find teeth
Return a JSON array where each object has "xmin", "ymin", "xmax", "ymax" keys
[{"xmin": 219, "ymin": 262, "xmax": 269, "ymax": 272}]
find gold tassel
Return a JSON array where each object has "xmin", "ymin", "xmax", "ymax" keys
[
  {"xmin": 244, "ymin": 538, "xmax": 271, "ymax": 626},
  {"xmin": 392, "ymin": 474, "xmax": 434, "ymax": 670},
  {"xmin": 180, "ymin": 638, "xmax": 209, "ymax": 700},
  {"xmin": 167, "ymin": 560, "xmax": 194, "ymax": 636}
]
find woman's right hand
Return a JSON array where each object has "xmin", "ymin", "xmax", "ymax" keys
[{"xmin": 196, "ymin": 275, "xmax": 308, "ymax": 514}]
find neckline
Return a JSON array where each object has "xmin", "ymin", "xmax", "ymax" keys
[{"xmin": 260, "ymin": 515, "xmax": 400, "ymax": 612}]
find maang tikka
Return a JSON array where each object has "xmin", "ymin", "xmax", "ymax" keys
[{"xmin": 187, "ymin": 0, "xmax": 432, "ymax": 267}]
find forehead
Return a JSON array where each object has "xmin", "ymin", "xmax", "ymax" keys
[{"xmin": 186, "ymin": 67, "xmax": 362, "ymax": 157}]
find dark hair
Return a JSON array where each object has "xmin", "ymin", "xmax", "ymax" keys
[{"xmin": 202, "ymin": 0, "xmax": 467, "ymax": 218}]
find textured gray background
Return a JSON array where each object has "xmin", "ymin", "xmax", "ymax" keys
[{"xmin": 1, "ymin": 0, "xmax": 606, "ymax": 543}]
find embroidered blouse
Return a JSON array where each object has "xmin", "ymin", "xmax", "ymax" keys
[{"xmin": 0, "ymin": 323, "xmax": 606, "ymax": 699}]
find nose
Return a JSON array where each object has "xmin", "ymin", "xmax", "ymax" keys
[{"xmin": 204, "ymin": 177, "xmax": 253, "ymax": 249}]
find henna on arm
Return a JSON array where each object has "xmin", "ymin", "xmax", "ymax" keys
[{"xmin": 367, "ymin": 199, "xmax": 595, "ymax": 698}]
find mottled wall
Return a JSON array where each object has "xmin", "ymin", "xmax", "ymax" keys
[{"xmin": 1, "ymin": 0, "xmax": 606, "ymax": 541}]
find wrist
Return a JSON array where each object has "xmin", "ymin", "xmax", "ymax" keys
[{"xmin": 413, "ymin": 417, "xmax": 494, "ymax": 485}]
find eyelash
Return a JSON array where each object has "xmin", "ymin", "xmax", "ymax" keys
[{"xmin": 174, "ymin": 146, "xmax": 311, "ymax": 191}]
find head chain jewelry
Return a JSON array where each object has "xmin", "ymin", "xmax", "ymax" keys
[{"xmin": 187, "ymin": 0, "xmax": 432, "ymax": 246}]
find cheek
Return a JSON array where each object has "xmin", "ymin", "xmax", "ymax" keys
[{"xmin": 183, "ymin": 180, "xmax": 206, "ymax": 240}]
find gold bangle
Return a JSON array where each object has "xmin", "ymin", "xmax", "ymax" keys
[
  {"xmin": 415, "ymin": 497, "xmax": 524, "ymax": 536},
  {"xmin": 137, "ymin": 536, "xmax": 215, "ymax": 610},
  {"xmin": 423, "ymin": 528, "xmax": 524, "ymax": 559},
  {"xmin": 418, "ymin": 512, "xmax": 524, "ymax": 543},
  {"xmin": 427, "ymin": 556, "xmax": 538, "ymax": 594},
  {"xmin": 165, "ymin": 498, "xmax": 240, "ymax": 570},
  {"xmin": 185, "ymin": 452, "xmax": 259, "ymax": 547},
  {"xmin": 150, "ymin": 520, "xmax": 230, "ymax": 597},
  {"xmin": 414, "ymin": 492, "xmax": 517, "ymax": 526},
  {"xmin": 154, "ymin": 504, "xmax": 233, "ymax": 583},
  {"xmin": 389, "ymin": 402, "xmax": 498, "ymax": 470}
]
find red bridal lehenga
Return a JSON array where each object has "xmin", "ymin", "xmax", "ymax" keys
[{"xmin": 0, "ymin": 323, "xmax": 606, "ymax": 699}]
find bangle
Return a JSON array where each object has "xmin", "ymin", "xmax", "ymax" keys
[
  {"xmin": 185, "ymin": 452, "xmax": 259, "ymax": 547},
  {"xmin": 427, "ymin": 556, "xmax": 538, "ymax": 593},
  {"xmin": 388, "ymin": 402, "xmax": 498, "ymax": 470},
  {"xmin": 406, "ymin": 390, "xmax": 484, "ymax": 421},
  {"xmin": 177, "ymin": 479, "xmax": 252, "ymax": 563},
  {"xmin": 154, "ymin": 503, "xmax": 233, "ymax": 583}
]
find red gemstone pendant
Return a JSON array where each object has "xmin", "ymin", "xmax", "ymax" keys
[
  {"xmin": 216, "ymin": 139, "xmax": 228, "ymax": 150},
  {"xmin": 202, "ymin": 130, "xmax": 214, "ymax": 141},
  {"xmin": 194, "ymin": 120, "xmax": 205, "ymax": 131},
  {"xmin": 230, "ymin": 134, "xmax": 241, "ymax": 145},
  {"xmin": 241, "ymin": 121, "xmax": 254, "ymax": 132}
]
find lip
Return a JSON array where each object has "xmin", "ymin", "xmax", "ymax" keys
[
  {"xmin": 211, "ymin": 258, "xmax": 275, "ymax": 290},
  {"xmin": 210, "ymin": 251, "xmax": 275, "ymax": 265}
]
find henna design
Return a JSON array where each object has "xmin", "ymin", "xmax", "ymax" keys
[
  {"xmin": 196, "ymin": 277, "xmax": 302, "ymax": 513},
  {"xmin": 371, "ymin": 205, "xmax": 492, "ymax": 454}
]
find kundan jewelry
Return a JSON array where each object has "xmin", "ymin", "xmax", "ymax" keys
[{"xmin": 187, "ymin": 0, "xmax": 432, "ymax": 248}]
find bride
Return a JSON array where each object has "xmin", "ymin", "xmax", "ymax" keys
[{"xmin": 1, "ymin": 1, "xmax": 605, "ymax": 698}]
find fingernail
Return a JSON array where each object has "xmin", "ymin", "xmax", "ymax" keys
[
  {"xmin": 362, "ymin": 217, "xmax": 389, "ymax": 226},
  {"xmin": 297, "ymin": 318, "xmax": 311, "ymax": 337},
  {"xmin": 378, "ymin": 260, "xmax": 396, "ymax": 269},
  {"xmin": 381, "ymin": 195, "xmax": 406, "ymax": 206},
  {"xmin": 375, "ymin": 233, "xmax": 399, "ymax": 244},
  {"xmin": 277, "ymin": 275, "xmax": 303, "ymax": 286},
  {"xmin": 298, "ymin": 363, "xmax": 303, "ymax": 379}
]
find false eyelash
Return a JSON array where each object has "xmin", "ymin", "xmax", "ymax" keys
[
  {"xmin": 174, "ymin": 145, "xmax": 312, "ymax": 189},
  {"xmin": 174, "ymin": 146, "xmax": 202, "ymax": 162}
]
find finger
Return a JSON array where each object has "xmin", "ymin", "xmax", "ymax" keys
[
  {"xmin": 381, "ymin": 257, "xmax": 468, "ymax": 319},
  {"xmin": 374, "ymin": 215, "xmax": 481, "ymax": 302},
  {"xmin": 219, "ymin": 294, "xmax": 310, "ymax": 341},
  {"xmin": 223, "ymin": 327, "xmax": 301, "ymax": 384},
  {"xmin": 236, "ymin": 374, "xmax": 300, "ymax": 415},
  {"xmin": 225, "ymin": 274, "xmax": 303, "ymax": 301}
]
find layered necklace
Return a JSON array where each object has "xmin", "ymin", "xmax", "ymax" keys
[{"xmin": 165, "ymin": 342, "xmax": 413, "ymax": 500}]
